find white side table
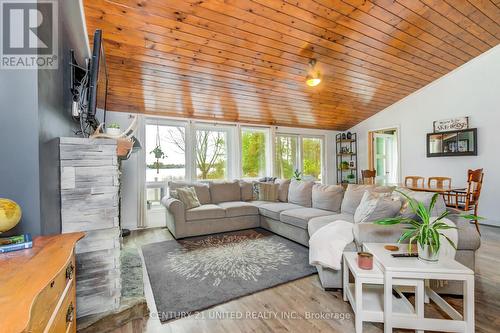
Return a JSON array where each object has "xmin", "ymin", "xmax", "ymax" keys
[
  {"xmin": 364, "ymin": 243, "xmax": 475, "ymax": 333},
  {"xmin": 342, "ymin": 252, "xmax": 424, "ymax": 333}
]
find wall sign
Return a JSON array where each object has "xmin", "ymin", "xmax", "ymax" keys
[{"xmin": 433, "ymin": 117, "xmax": 469, "ymax": 133}]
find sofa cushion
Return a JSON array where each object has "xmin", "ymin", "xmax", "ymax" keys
[
  {"xmin": 274, "ymin": 179, "xmax": 291, "ymax": 202},
  {"xmin": 354, "ymin": 191, "xmax": 402, "ymax": 223},
  {"xmin": 185, "ymin": 204, "xmax": 226, "ymax": 221},
  {"xmin": 169, "ymin": 181, "xmax": 211, "ymax": 205},
  {"xmin": 258, "ymin": 202, "xmax": 303, "ymax": 220},
  {"xmin": 209, "ymin": 181, "xmax": 241, "ymax": 203},
  {"xmin": 394, "ymin": 187, "xmax": 447, "ymax": 219},
  {"xmin": 176, "ymin": 187, "xmax": 201, "ymax": 210},
  {"xmin": 255, "ymin": 182, "xmax": 279, "ymax": 202},
  {"xmin": 308, "ymin": 213, "xmax": 355, "ymax": 236},
  {"xmin": 288, "ymin": 180, "xmax": 314, "ymax": 207},
  {"xmin": 280, "ymin": 208, "xmax": 334, "ymax": 230},
  {"xmin": 312, "ymin": 184, "xmax": 344, "ymax": 212},
  {"xmin": 341, "ymin": 184, "xmax": 394, "ymax": 215},
  {"xmin": 217, "ymin": 201, "xmax": 259, "ymax": 217},
  {"xmin": 239, "ymin": 181, "xmax": 254, "ymax": 201},
  {"xmin": 247, "ymin": 200, "xmax": 268, "ymax": 207}
]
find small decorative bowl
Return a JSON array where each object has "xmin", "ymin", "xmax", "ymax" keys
[{"xmin": 357, "ymin": 252, "xmax": 373, "ymax": 270}]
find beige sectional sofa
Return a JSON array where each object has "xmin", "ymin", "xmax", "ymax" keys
[{"xmin": 161, "ymin": 180, "xmax": 480, "ymax": 293}]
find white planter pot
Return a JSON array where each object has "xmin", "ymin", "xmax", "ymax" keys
[
  {"xmin": 417, "ymin": 243, "xmax": 439, "ymax": 263},
  {"xmin": 106, "ymin": 128, "xmax": 121, "ymax": 136}
]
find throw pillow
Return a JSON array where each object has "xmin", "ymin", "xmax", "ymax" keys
[
  {"xmin": 255, "ymin": 182, "xmax": 279, "ymax": 202},
  {"xmin": 340, "ymin": 184, "xmax": 394, "ymax": 215},
  {"xmin": 176, "ymin": 187, "xmax": 201, "ymax": 210},
  {"xmin": 274, "ymin": 179, "xmax": 291, "ymax": 202},
  {"xmin": 354, "ymin": 191, "xmax": 402, "ymax": 223},
  {"xmin": 312, "ymin": 184, "xmax": 344, "ymax": 212},
  {"xmin": 209, "ymin": 181, "xmax": 241, "ymax": 203},
  {"xmin": 288, "ymin": 180, "xmax": 314, "ymax": 207},
  {"xmin": 168, "ymin": 181, "xmax": 211, "ymax": 204}
]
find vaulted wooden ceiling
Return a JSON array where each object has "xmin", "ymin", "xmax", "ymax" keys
[{"xmin": 83, "ymin": 0, "xmax": 500, "ymax": 130}]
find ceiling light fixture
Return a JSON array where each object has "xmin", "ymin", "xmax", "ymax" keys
[{"xmin": 306, "ymin": 59, "xmax": 321, "ymax": 87}]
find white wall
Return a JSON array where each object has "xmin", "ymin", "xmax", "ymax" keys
[{"xmin": 349, "ymin": 45, "xmax": 500, "ymax": 226}]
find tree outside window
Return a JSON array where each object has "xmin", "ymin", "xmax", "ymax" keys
[
  {"xmin": 302, "ymin": 137, "xmax": 322, "ymax": 181},
  {"xmin": 241, "ymin": 128, "xmax": 267, "ymax": 178},
  {"xmin": 195, "ymin": 129, "xmax": 227, "ymax": 180},
  {"xmin": 274, "ymin": 135, "xmax": 298, "ymax": 179}
]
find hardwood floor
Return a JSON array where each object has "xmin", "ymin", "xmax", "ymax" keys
[{"xmin": 114, "ymin": 225, "xmax": 500, "ymax": 333}]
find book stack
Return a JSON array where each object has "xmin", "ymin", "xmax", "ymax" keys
[{"xmin": 0, "ymin": 234, "xmax": 33, "ymax": 253}]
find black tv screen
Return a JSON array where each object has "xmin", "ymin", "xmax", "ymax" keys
[{"xmin": 87, "ymin": 29, "xmax": 108, "ymax": 129}]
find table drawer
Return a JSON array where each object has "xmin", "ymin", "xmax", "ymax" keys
[
  {"xmin": 47, "ymin": 283, "xmax": 76, "ymax": 333},
  {"xmin": 28, "ymin": 254, "xmax": 76, "ymax": 332}
]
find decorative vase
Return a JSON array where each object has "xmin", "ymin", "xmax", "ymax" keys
[
  {"xmin": 106, "ymin": 127, "xmax": 121, "ymax": 136},
  {"xmin": 341, "ymin": 133, "xmax": 346, "ymax": 140},
  {"xmin": 417, "ymin": 243, "xmax": 439, "ymax": 263},
  {"xmin": 347, "ymin": 132, "xmax": 352, "ymax": 139}
]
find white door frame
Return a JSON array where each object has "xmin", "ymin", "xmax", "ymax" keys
[{"xmin": 369, "ymin": 125, "xmax": 401, "ymax": 184}]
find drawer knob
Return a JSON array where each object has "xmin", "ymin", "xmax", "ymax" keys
[
  {"xmin": 66, "ymin": 303, "xmax": 74, "ymax": 323},
  {"xmin": 66, "ymin": 263, "xmax": 75, "ymax": 280}
]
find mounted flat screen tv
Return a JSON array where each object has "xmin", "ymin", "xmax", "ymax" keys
[{"xmin": 87, "ymin": 29, "xmax": 108, "ymax": 130}]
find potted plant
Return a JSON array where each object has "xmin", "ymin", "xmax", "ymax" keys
[
  {"xmin": 346, "ymin": 173, "xmax": 355, "ymax": 183},
  {"xmin": 292, "ymin": 169, "xmax": 302, "ymax": 181},
  {"xmin": 340, "ymin": 161, "xmax": 350, "ymax": 170},
  {"xmin": 106, "ymin": 123, "xmax": 121, "ymax": 136},
  {"xmin": 150, "ymin": 146, "xmax": 165, "ymax": 160},
  {"xmin": 374, "ymin": 191, "xmax": 483, "ymax": 262}
]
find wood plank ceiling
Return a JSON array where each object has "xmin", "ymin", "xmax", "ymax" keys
[{"xmin": 83, "ymin": 0, "xmax": 500, "ymax": 130}]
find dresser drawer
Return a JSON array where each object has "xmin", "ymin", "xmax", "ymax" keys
[
  {"xmin": 27, "ymin": 254, "xmax": 76, "ymax": 332},
  {"xmin": 47, "ymin": 283, "xmax": 76, "ymax": 333}
]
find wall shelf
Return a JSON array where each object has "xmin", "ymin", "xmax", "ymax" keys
[{"xmin": 336, "ymin": 133, "xmax": 358, "ymax": 185}]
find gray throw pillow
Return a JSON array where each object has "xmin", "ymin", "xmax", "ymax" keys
[
  {"xmin": 255, "ymin": 182, "xmax": 279, "ymax": 202},
  {"xmin": 341, "ymin": 184, "xmax": 394, "ymax": 215},
  {"xmin": 169, "ymin": 181, "xmax": 211, "ymax": 204},
  {"xmin": 176, "ymin": 187, "xmax": 201, "ymax": 210},
  {"xmin": 312, "ymin": 184, "xmax": 344, "ymax": 212},
  {"xmin": 288, "ymin": 180, "xmax": 314, "ymax": 207},
  {"xmin": 274, "ymin": 179, "xmax": 291, "ymax": 202},
  {"xmin": 354, "ymin": 191, "xmax": 402, "ymax": 223}
]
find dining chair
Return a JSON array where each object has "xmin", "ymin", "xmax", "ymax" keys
[
  {"xmin": 404, "ymin": 176, "xmax": 425, "ymax": 188},
  {"xmin": 447, "ymin": 169, "xmax": 484, "ymax": 234},
  {"xmin": 361, "ymin": 169, "xmax": 376, "ymax": 185},
  {"xmin": 428, "ymin": 177, "xmax": 452, "ymax": 189}
]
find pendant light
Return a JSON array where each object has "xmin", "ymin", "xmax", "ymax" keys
[{"xmin": 306, "ymin": 59, "xmax": 321, "ymax": 87}]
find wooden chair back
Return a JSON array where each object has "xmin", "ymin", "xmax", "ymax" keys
[
  {"xmin": 428, "ymin": 177, "xmax": 452, "ymax": 189},
  {"xmin": 361, "ymin": 170, "xmax": 376, "ymax": 184},
  {"xmin": 404, "ymin": 176, "xmax": 424, "ymax": 188},
  {"xmin": 465, "ymin": 169, "xmax": 484, "ymax": 207}
]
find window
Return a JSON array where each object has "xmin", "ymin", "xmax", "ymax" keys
[
  {"xmin": 241, "ymin": 127, "xmax": 268, "ymax": 178},
  {"xmin": 302, "ymin": 137, "xmax": 323, "ymax": 182},
  {"xmin": 146, "ymin": 124, "xmax": 186, "ymax": 183},
  {"xmin": 195, "ymin": 128, "xmax": 228, "ymax": 180},
  {"xmin": 274, "ymin": 135, "xmax": 298, "ymax": 179},
  {"xmin": 145, "ymin": 123, "xmax": 186, "ymax": 212}
]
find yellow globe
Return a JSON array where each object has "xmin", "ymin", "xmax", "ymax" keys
[{"xmin": 0, "ymin": 198, "xmax": 22, "ymax": 233}]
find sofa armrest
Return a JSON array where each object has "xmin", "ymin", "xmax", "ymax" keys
[
  {"xmin": 161, "ymin": 197, "xmax": 185, "ymax": 238},
  {"xmin": 447, "ymin": 214, "xmax": 481, "ymax": 251},
  {"xmin": 353, "ymin": 222, "xmax": 407, "ymax": 247}
]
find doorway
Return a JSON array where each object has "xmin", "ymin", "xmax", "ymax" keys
[{"xmin": 368, "ymin": 127, "xmax": 400, "ymax": 184}]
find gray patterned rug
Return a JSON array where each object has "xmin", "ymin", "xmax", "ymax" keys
[{"xmin": 142, "ymin": 228, "xmax": 316, "ymax": 322}]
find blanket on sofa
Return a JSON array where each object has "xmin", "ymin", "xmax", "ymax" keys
[{"xmin": 309, "ymin": 220, "xmax": 354, "ymax": 270}]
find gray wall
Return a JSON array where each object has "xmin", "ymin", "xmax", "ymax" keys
[{"xmin": 0, "ymin": 1, "xmax": 89, "ymax": 236}]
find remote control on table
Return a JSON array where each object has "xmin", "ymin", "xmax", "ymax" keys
[{"xmin": 391, "ymin": 253, "xmax": 418, "ymax": 258}]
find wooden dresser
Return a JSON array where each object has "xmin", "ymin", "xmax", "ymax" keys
[{"xmin": 0, "ymin": 232, "xmax": 84, "ymax": 333}]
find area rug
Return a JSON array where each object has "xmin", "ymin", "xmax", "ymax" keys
[{"xmin": 141, "ymin": 228, "xmax": 316, "ymax": 322}]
